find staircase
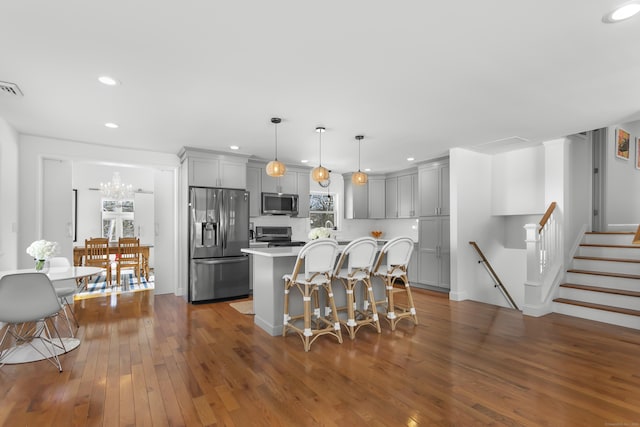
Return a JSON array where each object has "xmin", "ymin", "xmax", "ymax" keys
[{"xmin": 553, "ymin": 232, "xmax": 640, "ymax": 330}]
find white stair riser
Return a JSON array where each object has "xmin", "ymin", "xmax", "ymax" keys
[
  {"xmin": 553, "ymin": 302, "xmax": 640, "ymax": 330},
  {"xmin": 583, "ymin": 234, "xmax": 635, "ymax": 245},
  {"xmin": 559, "ymin": 287, "xmax": 640, "ymax": 311},
  {"xmin": 572, "ymin": 258, "xmax": 640, "ymax": 275},
  {"xmin": 578, "ymin": 246, "xmax": 640, "ymax": 260},
  {"xmin": 565, "ymin": 272, "xmax": 640, "ymax": 291}
]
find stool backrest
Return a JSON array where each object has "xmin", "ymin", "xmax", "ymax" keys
[
  {"xmin": 373, "ymin": 237, "xmax": 414, "ymax": 274},
  {"xmin": 292, "ymin": 238, "xmax": 339, "ymax": 283},
  {"xmin": 334, "ymin": 237, "xmax": 378, "ymax": 276}
]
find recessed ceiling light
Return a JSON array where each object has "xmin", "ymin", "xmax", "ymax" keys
[
  {"xmin": 105, "ymin": 122, "xmax": 119, "ymax": 129},
  {"xmin": 229, "ymin": 145, "xmax": 239, "ymax": 150},
  {"xmin": 407, "ymin": 157, "xmax": 415, "ymax": 161},
  {"xmin": 98, "ymin": 75, "xmax": 119, "ymax": 86},
  {"xmin": 301, "ymin": 159, "xmax": 309, "ymax": 163},
  {"xmin": 364, "ymin": 168, "xmax": 371, "ymax": 172},
  {"xmin": 603, "ymin": 1, "xmax": 640, "ymax": 22}
]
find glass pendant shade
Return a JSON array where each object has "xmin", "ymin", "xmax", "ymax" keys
[
  {"xmin": 351, "ymin": 135, "xmax": 368, "ymax": 185},
  {"xmin": 352, "ymin": 171, "xmax": 368, "ymax": 185},
  {"xmin": 266, "ymin": 160, "xmax": 286, "ymax": 177},
  {"xmin": 312, "ymin": 165, "xmax": 330, "ymax": 182},
  {"xmin": 266, "ymin": 117, "xmax": 286, "ymax": 178}
]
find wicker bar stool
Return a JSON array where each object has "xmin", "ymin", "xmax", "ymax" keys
[
  {"xmin": 333, "ymin": 237, "xmax": 381, "ymax": 339},
  {"xmin": 372, "ymin": 236, "xmax": 418, "ymax": 330},
  {"xmin": 283, "ymin": 239, "xmax": 343, "ymax": 351}
]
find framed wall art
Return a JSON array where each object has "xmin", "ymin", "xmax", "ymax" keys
[
  {"xmin": 616, "ymin": 128, "xmax": 630, "ymax": 160},
  {"xmin": 636, "ymin": 138, "xmax": 640, "ymax": 170}
]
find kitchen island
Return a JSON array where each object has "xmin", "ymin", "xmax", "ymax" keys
[{"xmin": 241, "ymin": 246, "xmax": 313, "ymax": 336}]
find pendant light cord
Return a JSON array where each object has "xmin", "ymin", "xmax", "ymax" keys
[
  {"xmin": 358, "ymin": 139, "xmax": 361, "ymax": 171},
  {"xmin": 318, "ymin": 131, "xmax": 322, "ymax": 166},
  {"xmin": 274, "ymin": 122, "xmax": 278, "ymax": 160}
]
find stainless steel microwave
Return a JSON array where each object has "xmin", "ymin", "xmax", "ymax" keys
[{"xmin": 261, "ymin": 192, "xmax": 299, "ymax": 216}]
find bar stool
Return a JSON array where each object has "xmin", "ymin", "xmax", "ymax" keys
[
  {"xmin": 372, "ymin": 236, "xmax": 418, "ymax": 330},
  {"xmin": 333, "ymin": 237, "xmax": 381, "ymax": 339},
  {"xmin": 283, "ymin": 239, "xmax": 343, "ymax": 351}
]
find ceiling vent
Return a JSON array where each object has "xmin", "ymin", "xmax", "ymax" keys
[{"xmin": 0, "ymin": 81, "xmax": 23, "ymax": 97}]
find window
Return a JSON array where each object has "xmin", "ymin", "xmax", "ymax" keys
[
  {"xmin": 309, "ymin": 192, "xmax": 337, "ymax": 229},
  {"xmin": 101, "ymin": 199, "xmax": 135, "ymax": 242}
]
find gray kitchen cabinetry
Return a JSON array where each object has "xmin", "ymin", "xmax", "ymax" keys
[
  {"xmin": 343, "ymin": 173, "xmax": 369, "ymax": 219},
  {"xmin": 418, "ymin": 160, "xmax": 449, "ymax": 217},
  {"xmin": 247, "ymin": 165, "xmax": 261, "ymax": 217},
  {"xmin": 367, "ymin": 177, "xmax": 386, "ymax": 219},
  {"xmin": 417, "ymin": 217, "xmax": 450, "ymax": 290},
  {"xmin": 385, "ymin": 170, "xmax": 418, "ymax": 218},
  {"xmin": 179, "ymin": 147, "xmax": 248, "ymax": 189},
  {"xmin": 408, "ymin": 244, "xmax": 418, "ymax": 284},
  {"xmin": 248, "ymin": 161, "xmax": 310, "ymax": 218}
]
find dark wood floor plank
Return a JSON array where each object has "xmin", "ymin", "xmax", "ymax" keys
[{"xmin": 2, "ymin": 288, "xmax": 640, "ymax": 426}]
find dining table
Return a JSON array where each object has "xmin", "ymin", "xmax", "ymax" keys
[
  {"xmin": 0, "ymin": 265, "xmax": 104, "ymax": 365},
  {"xmin": 72, "ymin": 243, "xmax": 152, "ymax": 280}
]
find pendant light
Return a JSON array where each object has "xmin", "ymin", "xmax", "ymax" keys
[
  {"xmin": 266, "ymin": 117, "xmax": 286, "ymax": 177},
  {"xmin": 351, "ymin": 135, "xmax": 368, "ymax": 185},
  {"xmin": 311, "ymin": 126, "xmax": 330, "ymax": 182}
]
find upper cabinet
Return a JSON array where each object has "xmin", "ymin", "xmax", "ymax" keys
[
  {"xmin": 418, "ymin": 160, "xmax": 449, "ymax": 217},
  {"xmin": 343, "ymin": 173, "xmax": 369, "ymax": 219},
  {"xmin": 179, "ymin": 147, "xmax": 249, "ymax": 189},
  {"xmin": 368, "ymin": 177, "xmax": 386, "ymax": 219},
  {"xmin": 247, "ymin": 161, "xmax": 311, "ymax": 217},
  {"xmin": 386, "ymin": 170, "xmax": 418, "ymax": 218}
]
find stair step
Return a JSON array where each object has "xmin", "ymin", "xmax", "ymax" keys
[
  {"xmin": 579, "ymin": 243, "xmax": 640, "ymax": 249},
  {"xmin": 553, "ymin": 298, "xmax": 640, "ymax": 317},
  {"xmin": 560, "ymin": 283, "xmax": 640, "ymax": 298},
  {"xmin": 566, "ymin": 269, "xmax": 640, "ymax": 280},
  {"xmin": 585, "ymin": 231, "xmax": 635, "ymax": 234},
  {"xmin": 582, "ymin": 232, "xmax": 637, "ymax": 245},
  {"xmin": 573, "ymin": 255, "xmax": 640, "ymax": 264}
]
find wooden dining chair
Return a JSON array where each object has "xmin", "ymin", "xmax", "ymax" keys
[
  {"xmin": 117, "ymin": 237, "xmax": 141, "ymax": 286},
  {"xmin": 84, "ymin": 237, "xmax": 112, "ymax": 287}
]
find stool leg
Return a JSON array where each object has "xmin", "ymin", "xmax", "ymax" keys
[
  {"xmin": 303, "ymin": 284, "xmax": 313, "ymax": 351},
  {"xmin": 324, "ymin": 282, "xmax": 343, "ymax": 344},
  {"xmin": 283, "ymin": 279, "xmax": 291, "ymax": 337},
  {"xmin": 402, "ymin": 275, "xmax": 419, "ymax": 326},
  {"xmin": 344, "ymin": 279, "xmax": 357, "ymax": 339},
  {"xmin": 363, "ymin": 277, "xmax": 382, "ymax": 334}
]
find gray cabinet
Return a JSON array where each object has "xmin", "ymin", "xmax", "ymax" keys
[
  {"xmin": 179, "ymin": 148, "xmax": 248, "ymax": 189},
  {"xmin": 418, "ymin": 160, "xmax": 449, "ymax": 217},
  {"xmin": 417, "ymin": 217, "xmax": 450, "ymax": 290},
  {"xmin": 408, "ymin": 244, "xmax": 418, "ymax": 284},
  {"xmin": 247, "ymin": 166, "xmax": 261, "ymax": 217},
  {"xmin": 367, "ymin": 177, "xmax": 386, "ymax": 219},
  {"xmin": 386, "ymin": 171, "xmax": 418, "ymax": 218},
  {"xmin": 248, "ymin": 162, "xmax": 310, "ymax": 218},
  {"xmin": 343, "ymin": 173, "xmax": 369, "ymax": 219}
]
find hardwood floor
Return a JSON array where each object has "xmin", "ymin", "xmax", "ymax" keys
[{"xmin": 1, "ymin": 288, "xmax": 640, "ymax": 426}]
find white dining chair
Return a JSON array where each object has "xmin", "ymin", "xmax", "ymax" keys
[
  {"xmin": 48, "ymin": 257, "xmax": 79, "ymax": 337},
  {"xmin": 0, "ymin": 272, "xmax": 66, "ymax": 371}
]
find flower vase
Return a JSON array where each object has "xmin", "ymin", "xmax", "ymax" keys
[{"xmin": 35, "ymin": 259, "xmax": 47, "ymax": 272}]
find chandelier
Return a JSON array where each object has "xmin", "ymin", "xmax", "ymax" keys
[{"xmin": 100, "ymin": 172, "xmax": 133, "ymax": 200}]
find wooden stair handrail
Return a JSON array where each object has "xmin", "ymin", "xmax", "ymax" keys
[
  {"xmin": 633, "ymin": 224, "xmax": 640, "ymax": 245},
  {"xmin": 539, "ymin": 202, "xmax": 557, "ymax": 233},
  {"xmin": 469, "ymin": 241, "xmax": 519, "ymax": 310}
]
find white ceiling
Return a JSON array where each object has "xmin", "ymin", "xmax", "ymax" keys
[{"xmin": 1, "ymin": 1, "xmax": 640, "ymax": 174}]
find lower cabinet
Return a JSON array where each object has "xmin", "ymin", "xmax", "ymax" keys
[{"xmin": 416, "ymin": 217, "xmax": 450, "ymax": 290}]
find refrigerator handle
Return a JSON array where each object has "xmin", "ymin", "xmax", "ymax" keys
[{"xmin": 221, "ymin": 193, "xmax": 227, "ymax": 249}]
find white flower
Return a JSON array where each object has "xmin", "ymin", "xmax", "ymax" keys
[
  {"xmin": 308, "ymin": 227, "xmax": 333, "ymax": 240},
  {"xmin": 26, "ymin": 240, "xmax": 59, "ymax": 260}
]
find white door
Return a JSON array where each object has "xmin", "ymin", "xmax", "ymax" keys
[
  {"xmin": 153, "ymin": 169, "xmax": 175, "ymax": 295},
  {"xmin": 42, "ymin": 158, "xmax": 73, "ymax": 260}
]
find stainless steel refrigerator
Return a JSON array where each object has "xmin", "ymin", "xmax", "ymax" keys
[{"xmin": 189, "ymin": 187, "xmax": 250, "ymax": 302}]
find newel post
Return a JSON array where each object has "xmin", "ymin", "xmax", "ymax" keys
[{"xmin": 523, "ymin": 223, "xmax": 546, "ymax": 316}]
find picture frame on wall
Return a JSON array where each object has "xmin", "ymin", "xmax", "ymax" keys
[
  {"xmin": 616, "ymin": 128, "xmax": 630, "ymax": 160},
  {"xmin": 636, "ymin": 138, "xmax": 640, "ymax": 170}
]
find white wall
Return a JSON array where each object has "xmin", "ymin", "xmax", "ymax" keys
[
  {"xmin": 566, "ymin": 134, "xmax": 592, "ymax": 262},
  {"xmin": 492, "ymin": 145, "xmax": 545, "ymax": 215},
  {"xmin": 0, "ymin": 118, "xmax": 18, "ymax": 270},
  {"xmin": 451, "ymin": 148, "xmax": 524, "ymax": 307},
  {"xmin": 18, "ymin": 134, "xmax": 180, "ymax": 294},
  {"xmin": 605, "ymin": 121, "xmax": 640, "ymax": 229}
]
